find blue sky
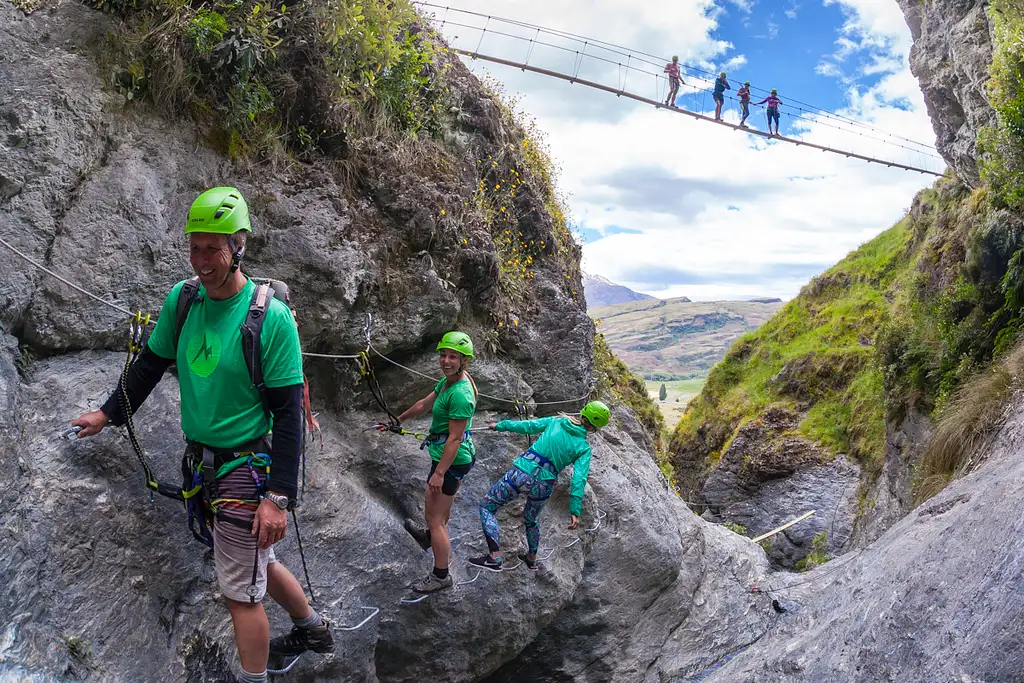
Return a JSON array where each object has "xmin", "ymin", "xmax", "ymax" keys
[{"xmin": 425, "ymin": 0, "xmax": 940, "ymax": 300}]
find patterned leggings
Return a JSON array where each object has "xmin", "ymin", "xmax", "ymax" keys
[{"xmin": 480, "ymin": 465, "xmax": 555, "ymax": 556}]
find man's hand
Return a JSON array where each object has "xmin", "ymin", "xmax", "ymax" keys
[
  {"xmin": 428, "ymin": 471, "xmax": 444, "ymax": 494},
  {"xmin": 568, "ymin": 515, "xmax": 580, "ymax": 530},
  {"xmin": 252, "ymin": 498, "xmax": 288, "ymax": 549},
  {"xmin": 72, "ymin": 410, "xmax": 109, "ymax": 438}
]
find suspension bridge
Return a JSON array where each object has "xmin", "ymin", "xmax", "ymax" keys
[{"xmin": 414, "ymin": 2, "xmax": 947, "ymax": 178}]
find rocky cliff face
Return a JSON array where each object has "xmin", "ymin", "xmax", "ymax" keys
[
  {"xmin": 896, "ymin": 0, "xmax": 996, "ymax": 186},
  {"xmin": 697, "ymin": 394, "xmax": 1024, "ymax": 682}
]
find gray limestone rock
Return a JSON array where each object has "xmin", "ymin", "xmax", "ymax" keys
[
  {"xmin": 698, "ymin": 398, "xmax": 1024, "ymax": 682},
  {"xmin": 700, "ymin": 408, "xmax": 860, "ymax": 568},
  {"xmin": 896, "ymin": 0, "xmax": 996, "ymax": 186}
]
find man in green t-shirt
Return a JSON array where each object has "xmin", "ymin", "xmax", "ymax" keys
[{"xmin": 72, "ymin": 188, "xmax": 332, "ymax": 683}]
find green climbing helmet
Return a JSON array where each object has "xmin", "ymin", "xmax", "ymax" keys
[
  {"xmin": 720, "ymin": 71, "xmax": 727, "ymax": 77},
  {"xmin": 744, "ymin": 81, "xmax": 751, "ymax": 86},
  {"xmin": 672, "ymin": 55, "xmax": 679, "ymax": 61},
  {"xmin": 437, "ymin": 331, "xmax": 474, "ymax": 359},
  {"xmin": 185, "ymin": 187, "xmax": 252, "ymax": 236},
  {"xmin": 771, "ymin": 88, "xmax": 778, "ymax": 94},
  {"xmin": 580, "ymin": 400, "xmax": 610, "ymax": 429}
]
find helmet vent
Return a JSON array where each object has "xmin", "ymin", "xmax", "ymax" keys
[{"xmin": 214, "ymin": 209, "xmax": 225, "ymax": 219}]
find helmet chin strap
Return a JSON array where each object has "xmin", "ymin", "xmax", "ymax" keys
[{"xmin": 219, "ymin": 236, "xmax": 245, "ymax": 288}]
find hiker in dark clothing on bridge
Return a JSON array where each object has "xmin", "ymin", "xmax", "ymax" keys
[{"xmin": 713, "ymin": 72, "xmax": 730, "ymax": 120}]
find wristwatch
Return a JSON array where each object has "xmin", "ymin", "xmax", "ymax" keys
[{"xmin": 263, "ymin": 491, "xmax": 290, "ymax": 510}]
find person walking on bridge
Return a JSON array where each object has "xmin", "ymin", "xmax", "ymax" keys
[
  {"xmin": 468, "ymin": 401, "xmax": 610, "ymax": 572},
  {"xmin": 757, "ymin": 89, "xmax": 783, "ymax": 136},
  {"xmin": 664, "ymin": 56, "xmax": 683, "ymax": 108},
  {"xmin": 393, "ymin": 332, "xmax": 478, "ymax": 594},
  {"xmin": 72, "ymin": 187, "xmax": 332, "ymax": 683},
  {"xmin": 713, "ymin": 72, "xmax": 731, "ymax": 120},
  {"xmin": 737, "ymin": 81, "xmax": 751, "ymax": 127}
]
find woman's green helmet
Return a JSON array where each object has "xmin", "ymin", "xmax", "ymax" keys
[
  {"xmin": 186, "ymin": 187, "xmax": 251, "ymax": 236},
  {"xmin": 437, "ymin": 331, "xmax": 474, "ymax": 359},
  {"xmin": 581, "ymin": 400, "xmax": 611, "ymax": 429}
]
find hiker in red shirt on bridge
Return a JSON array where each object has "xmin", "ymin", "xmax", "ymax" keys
[{"xmin": 664, "ymin": 56, "xmax": 682, "ymax": 108}]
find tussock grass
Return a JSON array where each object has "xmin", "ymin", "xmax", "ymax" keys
[{"xmin": 915, "ymin": 341, "xmax": 1024, "ymax": 503}]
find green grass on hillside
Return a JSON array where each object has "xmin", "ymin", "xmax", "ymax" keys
[
  {"xmin": 671, "ymin": 214, "xmax": 914, "ymax": 477},
  {"xmin": 673, "ymin": 174, "xmax": 1024, "ymax": 504}
]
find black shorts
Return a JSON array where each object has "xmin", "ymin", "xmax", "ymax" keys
[
  {"xmin": 428, "ymin": 460, "xmax": 473, "ymax": 496},
  {"xmin": 713, "ymin": 92, "xmax": 725, "ymax": 103}
]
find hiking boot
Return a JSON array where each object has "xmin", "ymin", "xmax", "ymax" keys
[
  {"xmin": 411, "ymin": 572, "xmax": 453, "ymax": 594},
  {"xmin": 404, "ymin": 518, "xmax": 432, "ymax": 551},
  {"xmin": 517, "ymin": 553, "xmax": 538, "ymax": 571},
  {"xmin": 269, "ymin": 621, "xmax": 335, "ymax": 658},
  {"xmin": 468, "ymin": 555, "xmax": 503, "ymax": 572}
]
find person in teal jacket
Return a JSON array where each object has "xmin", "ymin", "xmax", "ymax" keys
[{"xmin": 469, "ymin": 401, "xmax": 611, "ymax": 571}]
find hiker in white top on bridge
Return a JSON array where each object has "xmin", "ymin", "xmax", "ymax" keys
[{"xmin": 663, "ymin": 56, "xmax": 682, "ymax": 108}]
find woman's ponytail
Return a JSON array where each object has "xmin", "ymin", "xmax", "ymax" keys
[{"xmin": 464, "ymin": 370, "xmax": 479, "ymax": 401}]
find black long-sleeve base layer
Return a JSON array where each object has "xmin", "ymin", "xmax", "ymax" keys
[{"xmin": 100, "ymin": 345, "xmax": 302, "ymax": 500}]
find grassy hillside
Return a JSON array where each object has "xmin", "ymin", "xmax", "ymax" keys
[
  {"xmin": 592, "ymin": 298, "xmax": 783, "ymax": 380},
  {"xmin": 670, "ymin": 175, "xmax": 1024, "ymax": 502}
]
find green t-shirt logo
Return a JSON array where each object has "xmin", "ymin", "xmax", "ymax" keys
[{"xmin": 187, "ymin": 331, "xmax": 222, "ymax": 377}]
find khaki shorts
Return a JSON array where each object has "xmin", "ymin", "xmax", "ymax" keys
[{"xmin": 210, "ymin": 465, "xmax": 278, "ymax": 602}]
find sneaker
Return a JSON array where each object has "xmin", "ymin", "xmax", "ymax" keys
[
  {"xmin": 404, "ymin": 518, "xmax": 432, "ymax": 551},
  {"xmin": 411, "ymin": 572, "xmax": 453, "ymax": 594},
  {"xmin": 269, "ymin": 620, "xmax": 335, "ymax": 658},
  {"xmin": 468, "ymin": 555, "xmax": 503, "ymax": 572},
  {"xmin": 517, "ymin": 553, "xmax": 538, "ymax": 571}
]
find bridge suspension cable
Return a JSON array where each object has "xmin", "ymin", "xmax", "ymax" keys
[{"xmin": 413, "ymin": 2, "xmax": 946, "ymax": 177}]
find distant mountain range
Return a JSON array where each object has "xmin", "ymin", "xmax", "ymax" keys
[
  {"xmin": 583, "ymin": 274, "xmax": 659, "ymax": 309},
  {"xmin": 592, "ymin": 296, "xmax": 784, "ymax": 380}
]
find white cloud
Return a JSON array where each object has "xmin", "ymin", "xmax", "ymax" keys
[
  {"xmin": 784, "ymin": 1, "xmax": 800, "ymax": 20},
  {"xmin": 423, "ymin": 0, "xmax": 940, "ymax": 301},
  {"xmin": 755, "ymin": 20, "xmax": 780, "ymax": 40},
  {"xmin": 723, "ymin": 54, "xmax": 748, "ymax": 71}
]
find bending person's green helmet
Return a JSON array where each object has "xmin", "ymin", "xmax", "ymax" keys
[
  {"xmin": 581, "ymin": 400, "xmax": 611, "ymax": 429},
  {"xmin": 437, "ymin": 331, "xmax": 474, "ymax": 359},
  {"xmin": 186, "ymin": 187, "xmax": 252, "ymax": 235}
]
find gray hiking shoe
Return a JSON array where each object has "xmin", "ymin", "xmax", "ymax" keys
[
  {"xmin": 269, "ymin": 620, "xmax": 334, "ymax": 657},
  {"xmin": 411, "ymin": 572, "xmax": 453, "ymax": 594},
  {"xmin": 404, "ymin": 518, "xmax": 432, "ymax": 551}
]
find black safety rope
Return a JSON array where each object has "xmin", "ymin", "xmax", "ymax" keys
[
  {"xmin": 292, "ymin": 508, "xmax": 316, "ymax": 603},
  {"xmin": 120, "ymin": 312, "xmax": 187, "ymax": 502}
]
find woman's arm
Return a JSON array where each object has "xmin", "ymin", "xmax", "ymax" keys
[
  {"xmin": 567, "ymin": 446, "xmax": 593, "ymax": 527},
  {"xmin": 494, "ymin": 416, "xmax": 555, "ymax": 435},
  {"xmin": 395, "ymin": 391, "xmax": 437, "ymax": 424}
]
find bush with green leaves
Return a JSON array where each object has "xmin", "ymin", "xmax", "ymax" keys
[
  {"xmin": 98, "ymin": 0, "xmax": 450, "ymax": 160},
  {"xmin": 980, "ymin": 0, "xmax": 1024, "ymax": 209}
]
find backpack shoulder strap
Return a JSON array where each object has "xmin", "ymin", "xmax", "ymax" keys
[
  {"xmin": 174, "ymin": 277, "xmax": 202, "ymax": 354},
  {"xmin": 241, "ymin": 281, "xmax": 274, "ymax": 415}
]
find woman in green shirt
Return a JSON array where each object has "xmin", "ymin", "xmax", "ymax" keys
[
  {"xmin": 469, "ymin": 401, "xmax": 610, "ymax": 572},
  {"xmin": 393, "ymin": 331, "xmax": 478, "ymax": 594}
]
